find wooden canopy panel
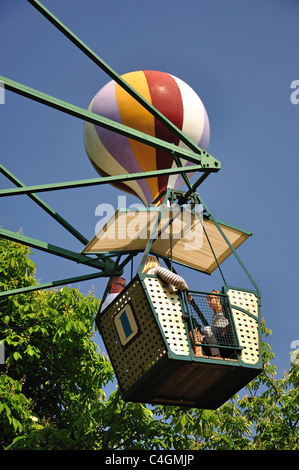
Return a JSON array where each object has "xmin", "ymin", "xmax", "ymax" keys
[{"xmin": 82, "ymin": 208, "xmax": 251, "ymax": 274}]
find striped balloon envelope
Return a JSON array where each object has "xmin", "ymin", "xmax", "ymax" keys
[{"xmin": 84, "ymin": 70, "xmax": 210, "ymax": 206}]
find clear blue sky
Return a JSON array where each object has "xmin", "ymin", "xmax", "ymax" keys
[{"xmin": 1, "ymin": 0, "xmax": 298, "ymax": 384}]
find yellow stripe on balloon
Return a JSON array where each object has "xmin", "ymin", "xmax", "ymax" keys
[
  {"xmin": 84, "ymin": 111, "xmax": 148, "ymax": 205},
  {"xmin": 116, "ymin": 71, "xmax": 159, "ymax": 202}
]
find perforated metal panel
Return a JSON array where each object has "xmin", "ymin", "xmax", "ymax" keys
[
  {"xmin": 227, "ymin": 289, "xmax": 260, "ymax": 365},
  {"xmin": 98, "ymin": 279, "xmax": 167, "ymax": 391},
  {"xmin": 144, "ymin": 276, "xmax": 190, "ymax": 356}
]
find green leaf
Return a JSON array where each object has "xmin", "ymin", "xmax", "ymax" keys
[{"xmin": 13, "ymin": 351, "xmax": 22, "ymax": 361}]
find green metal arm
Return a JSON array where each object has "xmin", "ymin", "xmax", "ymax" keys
[
  {"xmin": 0, "ymin": 227, "xmax": 115, "ymax": 272},
  {"xmin": 0, "ymin": 164, "xmax": 88, "ymax": 245},
  {"xmin": 198, "ymin": 196, "xmax": 261, "ymax": 295},
  {"xmin": 0, "ymin": 75, "xmax": 220, "ymax": 171},
  {"xmin": 26, "ymin": 0, "xmax": 212, "ymax": 158},
  {"xmin": 0, "ymin": 270, "xmax": 107, "ymax": 299},
  {"xmin": 0, "ymin": 164, "xmax": 208, "ymax": 198}
]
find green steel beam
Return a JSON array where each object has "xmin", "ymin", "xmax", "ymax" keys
[
  {"xmin": 0, "ymin": 227, "xmax": 116, "ymax": 272},
  {"xmin": 182, "ymin": 173, "xmax": 211, "ymax": 201},
  {"xmin": 0, "ymin": 271, "xmax": 108, "ymax": 299},
  {"xmin": 197, "ymin": 196, "xmax": 260, "ymax": 294},
  {"xmin": 171, "ymin": 152, "xmax": 193, "ymax": 191},
  {"xmin": 0, "ymin": 164, "xmax": 209, "ymax": 198},
  {"xmin": 27, "ymin": 0, "xmax": 212, "ymax": 158},
  {"xmin": 0, "ymin": 75, "xmax": 220, "ymax": 169},
  {"xmin": 0, "ymin": 164, "xmax": 88, "ymax": 245}
]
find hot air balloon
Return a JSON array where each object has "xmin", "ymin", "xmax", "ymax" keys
[{"xmin": 83, "ymin": 70, "xmax": 210, "ymax": 206}]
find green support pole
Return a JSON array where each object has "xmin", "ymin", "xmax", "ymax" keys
[
  {"xmin": 0, "ymin": 164, "xmax": 88, "ymax": 245},
  {"xmin": 0, "ymin": 76, "xmax": 220, "ymax": 170},
  {"xmin": 0, "ymin": 227, "xmax": 115, "ymax": 272},
  {"xmin": 171, "ymin": 152, "xmax": 194, "ymax": 191},
  {"xmin": 0, "ymin": 0, "xmax": 227, "ymax": 298},
  {"xmin": 182, "ymin": 172, "xmax": 211, "ymax": 201},
  {"xmin": 197, "ymin": 196, "xmax": 260, "ymax": 295},
  {"xmin": 27, "ymin": 0, "xmax": 211, "ymax": 157},
  {"xmin": 0, "ymin": 164, "xmax": 210, "ymax": 198},
  {"xmin": 0, "ymin": 271, "xmax": 107, "ymax": 299},
  {"xmin": 137, "ymin": 188, "xmax": 172, "ymax": 274}
]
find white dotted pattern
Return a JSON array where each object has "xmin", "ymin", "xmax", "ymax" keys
[
  {"xmin": 227, "ymin": 289, "xmax": 260, "ymax": 364},
  {"xmin": 144, "ymin": 277, "xmax": 190, "ymax": 356}
]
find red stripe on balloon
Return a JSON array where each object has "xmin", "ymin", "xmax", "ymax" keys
[{"xmin": 144, "ymin": 71, "xmax": 183, "ymax": 196}]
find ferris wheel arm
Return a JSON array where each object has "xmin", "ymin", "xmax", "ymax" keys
[
  {"xmin": 0, "ymin": 164, "xmax": 88, "ymax": 246},
  {"xmin": 0, "ymin": 164, "xmax": 208, "ymax": 199},
  {"xmin": 0, "ymin": 75, "xmax": 219, "ymax": 170},
  {"xmin": 26, "ymin": 0, "xmax": 208, "ymax": 157},
  {"xmin": 0, "ymin": 227, "xmax": 115, "ymax": 273},
  {"xmin": 0, "ymin": 270, "xmax": 108, "ymax": 299}
]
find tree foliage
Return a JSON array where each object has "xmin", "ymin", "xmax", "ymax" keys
[{"xmin": 0, "ymin": 238, "xmax": 298, "ymax": 450}]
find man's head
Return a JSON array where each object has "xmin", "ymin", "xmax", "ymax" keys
[
  {"xmin": 206, "ymin": 289, "xmax": 222, "ymax": 313},
  {"xmin": 108, "ymin": 277, "xmax": 126, "ymax": 294}
]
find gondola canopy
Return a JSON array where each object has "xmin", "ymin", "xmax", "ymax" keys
[{"xmin": 82, "ymin": 207, "xmax": 251, "ymax": 275}]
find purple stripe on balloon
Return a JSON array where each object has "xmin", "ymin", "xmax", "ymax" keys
[
  {"xmin": 173, "ymin": 106, "xmax": 210, "ymax": 189},
  {"xmin": 198, "ymin": 107, "xmax": 210, "ymax": 150},
  {"xmin": 91, "ymin": 80, "xmax": 152, "ymax": 205},
  {"xmin": 172, "ymin": 167, "xmax": 189, "ymax": 189}
]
